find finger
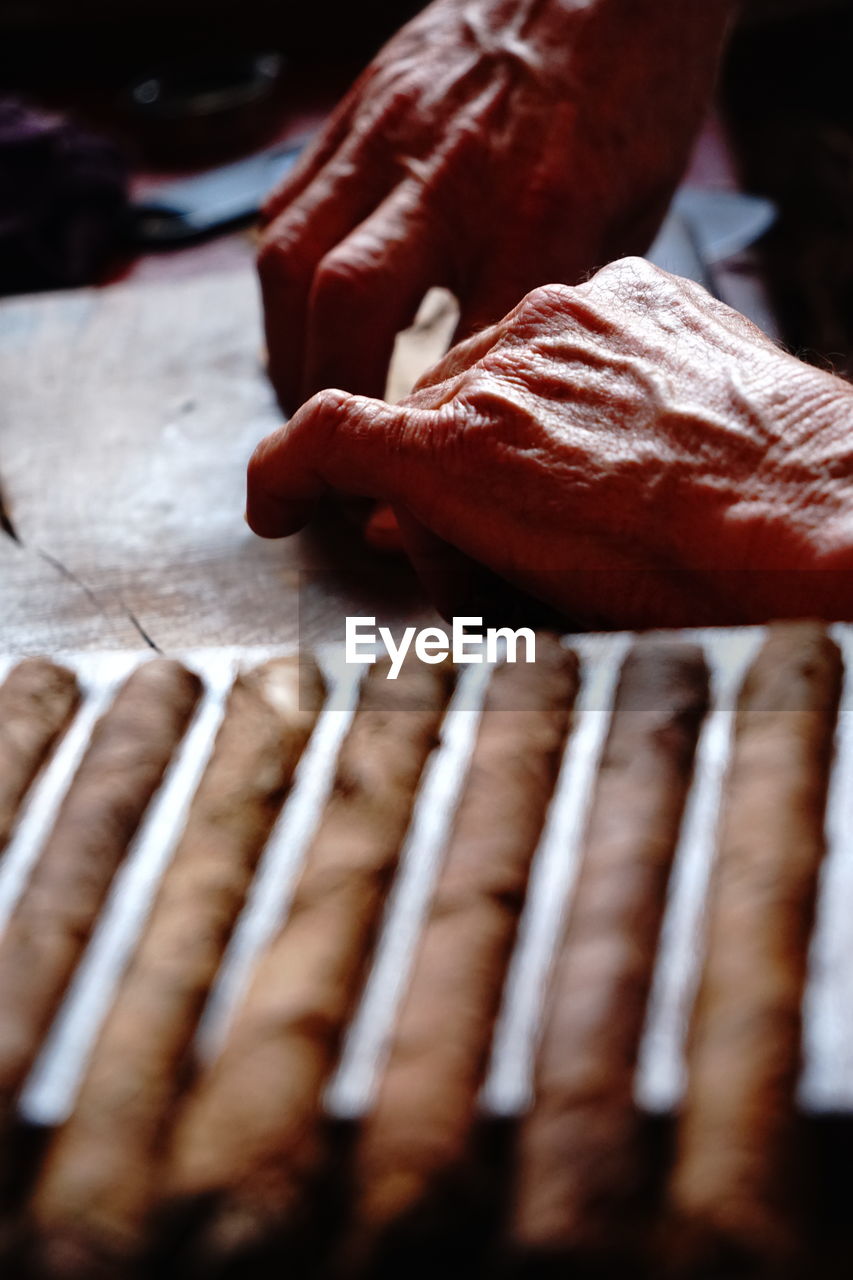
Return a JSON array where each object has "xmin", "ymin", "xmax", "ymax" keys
[
  {"xmin": 246, "ymin": 389, "xmax": 428, "ymax": 538},
  {"xmin": 303, "ymin": 179, "xmax": 446, "ymax": 402},
  {"xmin": 364, "ymin": 503, "xmax": 405, "ymax": 554},
  {"xmin": 395, "ymin": 506, "xmax": 562, "ymax": 629},
  {"xmin": 410, "ymin": 318, "xmax": 502, "ymax": 394},
  {"xmin": 259, "ymin": 151, "xmax": 395, "ymax": 414},
  {"xmin": 260, "ymin": 97, "xmax": 357, "ymax": 225},
  {"xmin": 260, "ymin": 53, "xmax": 416, "ymax": 227}
]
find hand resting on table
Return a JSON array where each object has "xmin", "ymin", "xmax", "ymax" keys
[{"xmin": 247, "ymin": 258, "xmax": 853, "ymax": 629}]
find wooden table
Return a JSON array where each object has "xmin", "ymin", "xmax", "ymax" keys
[{"xmin": 0, "ymin": 254, "xmax": 454, "ymax": 656}]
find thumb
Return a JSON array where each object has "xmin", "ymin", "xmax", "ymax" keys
[
  {"xmin": 246, "ymin": 389, "xmax": 424, "ymax": 539},
  {"xmin": 393, "ymin": 506, "xmax": 479, "ymax": 621},
  {"xmin": 395, "ymin": 506, "xmax": 565, "ymax": 629}
]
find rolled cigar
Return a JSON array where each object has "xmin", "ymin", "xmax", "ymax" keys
[
  {"xmin": 351, "ymin": 636, "xmax": 578, "ymax": 1257},
  {"xmin": 0, "ymin": 659, "xmax": 200, "ymax": 1130},
  {"xmin": 513, "ymin": 639, "xmax": 709, "ymax": 1267},
  {"xmin": 30, "ymin": 656, "xmax": 325, "ymax": 1278},
  {"xmin": 666, "ymin": 622, "xmax": 842, "ymax": 1275},
  {"xmin": 163, "ymin": 658, "xmax": 453, "ymax": 1268},
  {"xmin": 0, "ymin": 659, "xmax": 80, "ymax": 859}
]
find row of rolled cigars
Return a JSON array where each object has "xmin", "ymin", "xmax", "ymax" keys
[{"xmin": 0, "ymin": 622, "xmax": 840, "ymax": 1277}]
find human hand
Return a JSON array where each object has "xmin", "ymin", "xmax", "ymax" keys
[
  {"xmin": 247, "ymin": 258, "xmax": 853, "ymax": 630},
  {"xmin": 258, "ymin": 0, "xmax": 734, "ymax": 413}
]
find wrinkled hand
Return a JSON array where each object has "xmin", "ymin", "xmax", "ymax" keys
[
  {"xmin": 259, "ymin": 0, "xmax": 734, "ymax": 413},
  {"xmin": 247, "ymin": 258, "xmax": 853, "ymax": 629}
]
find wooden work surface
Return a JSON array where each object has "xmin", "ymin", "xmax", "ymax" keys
[{"xmin": 0, "ymin": 265, "xmax": 453, "ymax": 655}]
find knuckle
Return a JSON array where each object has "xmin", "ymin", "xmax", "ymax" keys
[
  {"xmin": 311, "ymin": 387, "xmax": 351, "ymax": 417},
  {"xmin": 259, "ymin": 172, "xmax": 301, "ymax": 225},
  {"xmin": 585, "ymin": 256, "xmax": 685, "ymax": 315},
  {"xmin": 591, "ymin": 256, "xmax": 660, "ymax": 289},
  {"xmin": 257, "ymin": 230, "xmax": 302, "ymax": 287},
  {"xmin": 529, "ymin": 283, "xmax": 573, "ymax": 309},
  {"xmin": 515, "ymin": 282, "xmax": 574, "ymax": 323},
  {"xmin": 279, "ymin": 389, "xmax": 355, "ymax": 455},
  {"xmin": 312, "ymin": 246, "xmax": 376, "ymax": 309},
  {"xmin": 307, "ymin": 389, "xmax": 373, "ymax": 440},
  {"xmin": 257, "ymin": 210, "xmax": 322, "ymax": 286}
]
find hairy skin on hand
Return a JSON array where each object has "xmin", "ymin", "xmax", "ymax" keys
[
  {"xmin": 258, "ymin": 0, "xmax": 735, "ymax": 412},
  {"xmin": 247, "ymin": 258, "xmax": 853, "ymax": 630}
]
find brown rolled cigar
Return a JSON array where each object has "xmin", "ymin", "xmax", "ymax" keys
[
  {"xmin": 30, "ymin": 656, "xmax": 325, "ymax": 1278},
  {"xmin": 513, "ymin": 639, "xmax": 710, "ymax": 1267},
  {"xmin": 0, "ymin": 658, "xmax": 200, "ymax": 1130},
  {"xmin": 666, "ymin": 622, "xmax": 842, "ymax": 1276},
  {"xmin": 0, "ymin": 659, "xmax": 79, "ymax": 858},
  {"xmin": 351, "ymin": 636, "xmax": 578, "ymax": 1257},
  {"xmin": 163, "ymin": 658, "xmax": 453, "ymax": 1268}
]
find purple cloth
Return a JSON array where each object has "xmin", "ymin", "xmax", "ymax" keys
[{"xmin": 0, "ymin": 98, "xmax": 128, "ymax": 294}]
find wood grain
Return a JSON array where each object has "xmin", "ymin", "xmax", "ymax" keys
[{"xmin": 0, "ymin": 270, "xmax": 443, "ymax": 655}]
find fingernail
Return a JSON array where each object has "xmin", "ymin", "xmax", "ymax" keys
[{"xmin": 364, "ymin": 503, "xmax": 405, "ymax": 555}]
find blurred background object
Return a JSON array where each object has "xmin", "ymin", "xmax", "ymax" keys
[
  {"xmin": 723, "ymin": 4, "xmax": 853, "ymax": 379},
  {"xmin": 0, "ymin": 98, "xmax": 127, "ymax": 292},
  {"xmin": 0, "ymin": 2, "xmax": 427, "ymax": 95},
  {"xmin": 123, "ymin": 50, "xmax": 286, "ymax": 165},
  {"xmin": 0, "ymin": 3, "xmax": 429, "ymax": 294}
]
